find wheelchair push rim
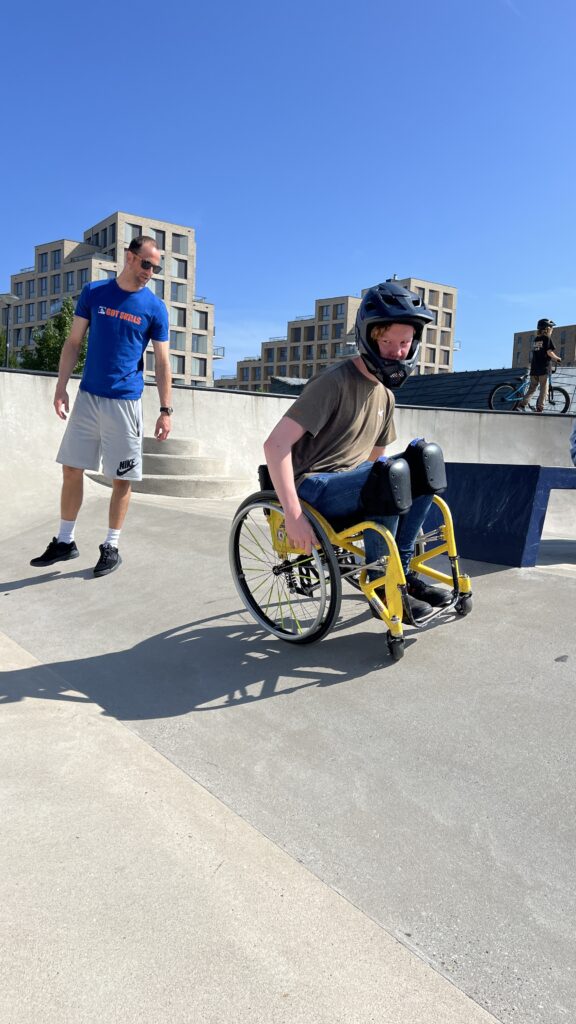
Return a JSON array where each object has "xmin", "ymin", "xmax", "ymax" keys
[{"xmin": 229, "ymin": 498, "xmax": 342, "ymax": 643}]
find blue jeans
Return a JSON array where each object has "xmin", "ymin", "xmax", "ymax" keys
[{"xmin": 297, "ymin": 461, "xmax": 433, "ymax": 576}]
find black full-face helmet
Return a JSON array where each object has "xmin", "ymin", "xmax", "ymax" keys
[
  {"xmin": 537, "ymin": 318, "xmax": 556, "ymax": 331},
  {"xmin": 355, "ymin": 281, "xmax": 434, "ymax": 388}
]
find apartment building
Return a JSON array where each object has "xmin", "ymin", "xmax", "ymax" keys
[
  {"xmin": 215, "ymin": 277, "xmax": 457, "ymax": 392},
  {"xmin": 3, "ymin": 211, "xmax": 222, "ymax": 386},
  {"xmin": 512, "ymin": 324, "xmax": 576, "ymax": 369}
]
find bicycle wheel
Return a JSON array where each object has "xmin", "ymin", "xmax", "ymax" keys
[
  {"xmin": 489, "ymin": 383, "xmax": 519, "ymax": 411},
  {"xmin": 229, "ymin": 497, "xmax": 342, "ymax": 643},
  {"xmin": 546, "ymin": 387, "xmax": 570, "ymax": 414}
]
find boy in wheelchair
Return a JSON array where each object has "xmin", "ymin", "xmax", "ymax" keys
[{"xmin": 263, "ymin": 280, "xmax": 452, "ymax": 624}]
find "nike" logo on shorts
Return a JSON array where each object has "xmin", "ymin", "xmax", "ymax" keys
[{"xmin": 116, "ymin": 459, "xmax": 138, "ymax": 476}]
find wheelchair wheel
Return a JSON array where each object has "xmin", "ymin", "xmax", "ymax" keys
[
  {"xmin": 489, "ymin": 383, "xmax": 518, "ymax": 411},
  {"xmin": 230, "ymin": 497, "xmax": 342, "ymax": 643}
]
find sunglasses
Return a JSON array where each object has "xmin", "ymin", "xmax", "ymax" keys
[{"xmin": 132, "ymin": 253, "xmax": 162, "ymax": 274}]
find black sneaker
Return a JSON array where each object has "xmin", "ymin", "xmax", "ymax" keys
[
  {"xmin": 406, "ymin": 572, "xmax": 452, "ymax": 608},
  {"xmin": 93, "ymin": 543, "xmax": 122, "ymax": 577},
  {"xmin": 30, "ymin": 538, "xmax": 79, "ymax": 567},
  {"xmin": 371, "ymin": 586, "xmax": 432, "ymax": 624}
]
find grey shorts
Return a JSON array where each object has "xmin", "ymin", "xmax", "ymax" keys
[{"xmin": 56, "ymin": 391, "xmax": 143, "ymax": 481}]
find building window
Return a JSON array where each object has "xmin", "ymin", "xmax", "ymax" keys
[
  {"xmin": 39, "ymin": 301, "xmax": 48, "ymax": 320},
  {"xmin": 145, "ymin": 352, "xmax": 155, "ymax": 370},
  {"xmin": 170, "ymin": 354, "xmax": 185, "ymax": 374},
  {"xmin": 27, "ymin": 279, "xmax": 35, "ymax": 298},
  {"xmin": 192, "ymin": 357, "xmax": 207, "ymax": 376},
  {"xmin": 171, "ymin": 282, "xmax": 187, "ymax": 303},
  {"xmin": 65, "ymin": 272, "xmax": 75, "ymax": 292},
  {"xmin": 51, "ymin": 249, "xmax": 61, "ymax": 269},
  {"xmin": 192, "ymin": 333, "xmax": 208, "ymax": 354},
  {"xmin": 39, "ymin": 277, "xmax": 48, "ymax": 296},
  {"xmin": 305, "ymin": 325, "xmax": 315, "ymax": 341},
  {"xmin": 240, "ymin": 367, "xmax": 249, "ymax": 381},
  {"xmin": 277, "ymin": 364, "xmax": 286, "ymax": 376},
  {"xmin": 26, "ymin": 326, "xmax": 34, "ymax": 342},
  {"xmin": 304, "ymin": 344, "xmax": 314, "ymax": 359},
  {"xmin": 149, "ymin": 278, "xmax": 164, "ymax": 298},
  {"xmin": 304, "ymin": 363, "xmax": 313, "ymax": 377},
  {"xmin": 318, "ymin": 345, "xmax": 328, "ymax": 359},
  {"xmin": 441, "ymin": 350, "xmax": 450, "ymax": 365},
  {"xmin": 442, "ymin": 292, "xmax": 453, "ymax": 309},
  {"xmin": 264, "ymin": 347, "xmax": 274, "ymax": 362},
  {"xmin": 289, "ymin": 364, "xmax": 299, "ymax": 376},
  {"xmin": 152, "ymin": 228, "xmax": 166, "ymax": 250},
  {"xmin": 333, "ymin": 302, "xmax": 345, "ymax": 319},
  {"xmin": 109, "ymin": 224, "xmax": 116, "ymax": 243},
  {"xmin": 443, "ymin": 311, "xmax": 452, "ymax": 328},
  {"xmin": 319, "ymin": 324, "xmax": 329, "ymax": 340},
  {"xmin": 426, "ymin": 347, "xmax": 436, "ymax": 363},
  {"xmin": 440, "ymin": 331, "xmax": 450, "ymax": 346},
  {"xmin": 428, "ymin": 289, "xmax": 439, "ymax": 305},
  {"xmin": 277, "ymin": 346, "xmax": 287, "ymax": 361},
  {"xmin": 50, "ymin": 299, "xmax": 61, "ymax": 315},
  {"xmin": 192, "ymin": 309, "xmax": 208, "ymax": 330},
  {"xmin": 124, "ymin": 222, "xmax": 142, "ymax": 242},
  {"xmin": 264, "ymin": 367, "xmax": 273, "ymax": 379},
  {"xmin": 319, "ymin": 304, "xmax": 330, "ymax": 320},
  {"xmin": 290, "ymin": 345, "xmax": 300, "ymax": 359},
  {"xmin": 78, "ymin": 269, "xmax": 89, "ymax": 287},
  {"xmin": 26, "ymin": 303, "xmax": 35, "ymax": 321},
  {"xmin": 252, "ymin": 366, "xmax": 261, "ymax": 381},
  {"xmin": 426, "ymin": 329, "xmax": 436, "ymax": 345},
  {"xmin": 290, "ymin": 326, "xmax": 301, "ymax": 343},
  {"xmin": 171, "ymin": 257, "xmax": 187, "ymax": 279},
  {"xmin": 332, "ymin": 323, "xmax": 343, "ymax": 339},
  {"xmin": 170, "ymin": 330, "xmax": 186, "ymax": 350},
  {"xmin": 38, "ymin": 252, "xmax": 48, "ymax": 271},
  {"xmin": 104, "ymin": 270, "xmax": 116, "ymax": 280},
  {"xmin": 13, "ymin": 328, "xmax": 22, "ymax": 346},
  {"xmin": 51, "ymin": 274, "xmax": 61, "ymax": 294},
  {"xmin": 415, "ymin": 287, "xmax": 425, "ymax": 300},
  {"xmin": 14, "ymin": 281, "xmax": 23, "ymax": 297},
  {"xmin": 170, "ymin": 306, "xmax": 186, "ymax": 327},
  {"xmin": 14, "ymin": 305, "xmax": 23, "ymax": 324},
  {"xmin": 100, "ymin": 228, "xmax": 108, "ymax": 248},
  {"xmin": 172, "ymin": 233, "xmax": 188, "ymax": 254}
]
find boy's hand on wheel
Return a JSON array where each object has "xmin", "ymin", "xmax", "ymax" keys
[{"xmin": 284, "ymin": 511, "xmax": 318, "ymax": 555}]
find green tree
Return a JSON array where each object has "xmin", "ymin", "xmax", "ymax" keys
[
  {"xmin": 20, "ymin": 297, "xmax": 87, "ymax": 373},
  {"xmin": 0, "ymin": 328, "xmax": 18, "ymax": 368}
]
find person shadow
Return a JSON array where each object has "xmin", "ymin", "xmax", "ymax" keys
[{"xmin": 0, "ymin": 601, "xmax": 413, "ymax": 721}]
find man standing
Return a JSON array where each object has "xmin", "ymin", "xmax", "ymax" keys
[
  {"xmin": 31, "ymin": 235, "xmax": 172, "ymax": 577},
  {"xmin": 517, "ymin": 318, "xmax": 561, "ymax": 412}
]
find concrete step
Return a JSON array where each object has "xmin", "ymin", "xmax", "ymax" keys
[
  {"xmin": 89, "ymin": 473, "xmax": 250, "ymax": 498},
  {"xmin": 143, "ymin": 437, "xmax": 200, "ymax": 456},
  {"xmin": 142, "ymin": 453, "xmax": 221, "ymax": 476}
]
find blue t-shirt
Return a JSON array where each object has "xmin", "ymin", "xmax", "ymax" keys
[{"xmin": 76, "ymin": 279, "xmax": 169, "ymax": 399}]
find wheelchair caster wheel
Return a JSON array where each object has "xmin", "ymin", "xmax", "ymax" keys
[
  {"xmin": 455, "ymin": 594, "xmax": 473, "ymax": 616},
  {"xmin": 387, "ymin": 633, "xmax": 405, "ymax": 661}
]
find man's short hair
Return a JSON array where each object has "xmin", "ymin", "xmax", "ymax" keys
[{"xmin": 128, "ymin": 235, "xmax": 157, "ymax": 254}]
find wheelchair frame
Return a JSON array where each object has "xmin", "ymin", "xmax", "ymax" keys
[{"xmin": 229, "ymin": 487, "xmax": 472, "ymax": 661}]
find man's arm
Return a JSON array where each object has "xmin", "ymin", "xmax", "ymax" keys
[
  {"xmin": 547, "ymin": 348, "xmax": 561, "ymax": 363},
  {"xmin": 54, "ymin": 315, "xmax": 89, "ymax": 419},
  {"xmin": 152, "ymin": 341, "xmax": 172, "ymax": 441},
  {"xmin": 263, "ymin": 416, "xmax": 318, "ymax": 554}
]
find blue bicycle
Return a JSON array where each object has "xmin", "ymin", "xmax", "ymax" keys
[{"xmin": 489, "ymin": 368, "xmax": 570, "ymax": 414}]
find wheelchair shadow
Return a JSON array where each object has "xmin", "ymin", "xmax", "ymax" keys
[{"xmin": 0, "ymin": 608, "xmax": 415, "ymax": 721}]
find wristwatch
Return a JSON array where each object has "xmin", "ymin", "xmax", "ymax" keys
[{"xmin": 159, "ymin": 406, "xmax": 173, "ymax": 415}]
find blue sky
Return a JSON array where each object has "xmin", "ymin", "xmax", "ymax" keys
[{"xmin": 2, "ymin": 0, "xmax": 575, "ymax": 374}]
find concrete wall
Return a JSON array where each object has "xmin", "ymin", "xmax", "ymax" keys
[{"xmin": 2, "ymin": 370, "xmax": 575, "ymax": 538}]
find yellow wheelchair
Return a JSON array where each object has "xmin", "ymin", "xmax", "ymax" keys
[{"xmin": 229, "ymin": 465, "xmax": 472, "ymax": 661}]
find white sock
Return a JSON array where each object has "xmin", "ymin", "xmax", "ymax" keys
[
  {"xmin": 104, "ymin": 528, "xmax": 121, "ymax": 549},
  {"xmin": 57, "ymin": 519, "xmax": 76, "ymax": 544}
]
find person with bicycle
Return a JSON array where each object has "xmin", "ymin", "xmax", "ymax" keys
[
  {"xmin": 263, "ymin": 281, "xmax": 452, "ymax": 624},
  {"xmin": 517, "ymin": 318, "xmax": 561, "ymax": 413}
]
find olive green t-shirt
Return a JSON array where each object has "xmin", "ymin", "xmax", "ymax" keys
[{"xmin": 286, "ymin": 360, "xmax": 397, "ymax": 487}]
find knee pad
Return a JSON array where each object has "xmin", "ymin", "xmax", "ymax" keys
[
  {"xmin": 360, "ymin": 456, "xmax": 412, "ymax": 516},
  {"xmin": 401, "ymin": 438, "xmax": 447, "ymax": 496}
]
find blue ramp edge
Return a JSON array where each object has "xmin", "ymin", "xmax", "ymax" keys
[{"xmin": 424, "ymin": 463, "xmax": 576, "ymax": 567}]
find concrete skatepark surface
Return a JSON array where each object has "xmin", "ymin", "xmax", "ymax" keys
[{"xmin": 2, "ymin": 371, "xmax": 576, "ymax": 1023}]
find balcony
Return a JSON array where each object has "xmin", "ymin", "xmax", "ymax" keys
[{"xmin": 212, "ymin": 346, "xmax": 225, "ymax": 358}]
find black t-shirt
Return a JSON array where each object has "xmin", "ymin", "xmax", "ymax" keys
[{"xmin": 530, "ymin": 333, "xmax": 555, "ymax": 376}]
